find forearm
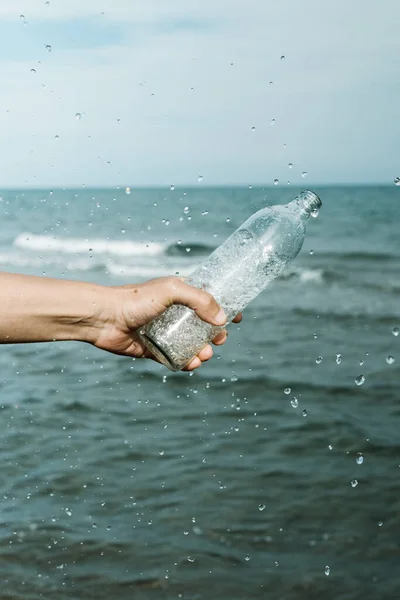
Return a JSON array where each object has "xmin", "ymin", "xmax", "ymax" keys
[{"xmin": 0, "ymin": 272, "xmax": 106, "ymax": 344}]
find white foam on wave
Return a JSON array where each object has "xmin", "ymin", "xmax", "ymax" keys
[
  {"xmin": 106, "ymin": 260, "xmax": 196, "ymax": 279},
  {"xmin": 281, "ymin": 266, "xmax": 325, "ymax": 284},
  {"xmin": 13, "ymin": 232, "xmax": 165, "ymax": 257}
]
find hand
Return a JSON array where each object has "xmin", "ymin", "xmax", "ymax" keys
[{"xmin": 91, "ymin": 276, "xmax": 242, "ymax": 370}]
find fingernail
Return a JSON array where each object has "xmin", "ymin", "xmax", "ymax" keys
[{"xmin": 214, "ymin": 308, "xmax": 227, "ymax": 325}]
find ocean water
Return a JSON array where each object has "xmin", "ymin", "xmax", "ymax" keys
[{"xmin": 0, "ymin": 185, "xmax": 399, "ymax": 599}]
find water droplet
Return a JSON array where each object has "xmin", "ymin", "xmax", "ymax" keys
[
  {"xmin": 386, "ymin": 355, "xmax": 395, "ymax": 365},
  {"xmin": 125, "ymin": 187, "xmax": 131, "ymax": 195},
  {"xmin": 45, "ymin": 44, "xmax": 52, "ymax": 52},
  {"xmin": 30, "ymin": 68, "xmax": 36, "ymax": 74},
  {"xmin": 258, "ymin": 503, "xmax": 266, "ymax": 511},
  {"xmin": 336, "ymin": 353, "xmax": 342, "ymax": 365},
  {"xmin": 378, "ymin": 521, "xmax": 383, "ymax": 527},
  {"xmin": 244, "ymin": 554, "xmax": 251, "ymax": 561},
  {"xmin": 20, "ymin": 14, "xmax": 27, "ymax": 24},
  {"xmin": 169, "ymin": 184, "xmax": 175, "ymax": 191},
  {"xmin": 201, "ymin": 210, "xmax": 208, "ymax": 216},
  {"xmin": 356, "ymin": 453, "xmax": 364, "ymax": 465},
  {"xmin": 226, "ymin": 217, "xmax": 230, "ymax": 223},
  {"xmin": 291, "ymin": 397, "xmax": 299, "ymax": 408},
  {"xmin": 316, "ymin": 356, "xmax": 323, "ymax": 364},
  {"xmin": 274, "ymin": 560, "xmax": 279, "ymax": 567},
  {"xmin": 310, "ymin": 208, "xmax": 319, "ymax": 218},
  {"xmin": 54, "ymin": 134, "xmax": 59, "ymax": 140},
  {"xmin": 270, "ymin": 118, "xmax": 276, "ymax": 126},
  {"xmin": 280, "ymin": 55, "xmax": 285, "ymax": 60},
  {"xmin": 284, "ymin": 387, "xmax": 291, "ymax": 395},
  {"xmin": 392, "ymin": 326, "xmax": 399, "ymax": 336},
  {"xmin": 197, "ymin": 175, "xmax": 203, "ymax": 183},
  {"xmin": 230, "ymin": 375, "xmax": 238, "ymax": 382},
  {"xmin": 288, "ymin": 162, "xmax": 293, "ymax": 169},
  {"xmin": 328, "ymin": 444, "xmax": 333, "ymax": 450},
  {"xmin": 359, "ymin": 359, "xmax": 364, "ymax": 366},
  {"xmin": 248, "ymin": 184, "xmax": 253, "ymax": 189},
  {"xmin": 309, "ymin": 249, "xmax": 314, "ymax": 255},
  {"xmin": 313, "ymin": 332, "xmax": 318, "ymax": 339},
  {"xmin": 187, "ymin": 556, "xmax": 195, "ymax": 563},
  {"xmin": 251, "ymin": 126, "xmax": 256, "ymax": 132},
  {"xmin": 183, "ymin": 206, "xmax": 190, "ymax": 214},
  {"xmin": 75, "ymin": 112, "xmax": 83, "ymax": 120},
  {"xmin": 394, "ymin": 176, "xmax": 400, "ymax": 186},
  {"xmin": 351, "ymin": 479, "xmax": 358, "ymax": 488},
  {"xmin": 158, "ymin": 450, "xmax": 164, "ymax": 456},
  {"xmin": 355, "ymin": 375, "xmax": 365, "ymax": 386},
  {"xmin": 273, "ymin": 179, "xmax": 279, "ymax": 186},
  {"xmin": 325, "ymin": 565, "xmax": 330, "ymax": 576},
  {"xmin": 301, "ymin": 171, "xmax": 307, "ymax": 178},
  {"xmin": 302, "ymin": 409, "xmax": 308, "ymax": 417}
]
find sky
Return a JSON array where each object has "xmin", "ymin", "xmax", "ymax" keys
[{"xmin": 0, "ymin": 0, "xmax": 399, "ymax": 187}]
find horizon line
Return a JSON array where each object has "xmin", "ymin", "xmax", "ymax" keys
[{"xmin": 0, "ymin": 181, "xmax": 396, "ymax": 191}]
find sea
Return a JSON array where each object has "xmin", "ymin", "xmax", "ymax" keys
[{"xmin": 0, "ymin": 185, "xmax": 399, "ymax": 600}]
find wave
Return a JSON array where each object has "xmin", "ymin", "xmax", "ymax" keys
[
  {"xmin": 13, "ymin": 232, "xmax": 216, "ymax": 259},
  {"xmin": 14, "ymin": 232, "xmax": 166, "ymax": 257}
]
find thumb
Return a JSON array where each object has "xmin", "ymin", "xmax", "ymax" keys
[{"xmin": 165, "ymin": 277, "xmax": 227, "ymax": 326}]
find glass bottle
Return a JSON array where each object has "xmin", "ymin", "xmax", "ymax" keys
[{"xmin": 137, "ymin": 190, "xmax": 322, "ymax": 371}]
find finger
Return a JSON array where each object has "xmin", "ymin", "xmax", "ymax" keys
[
  {"xmin": 232, "ymin": 312, "xmax": 242, "ymax": 323},
  {"xmin": 182, "ymin": 356, "xmax": 202, "ymax": 371},
  {"xmin": 197, "ymin": 345, "xmax": 213, "ymax": 362},
  {"xmin": 212, "ymin": 331, "xmax": 228, "ymax": 346},
  {"xmin": 165, "ymin": 277, "xmax": 226, "ymax": 326}
]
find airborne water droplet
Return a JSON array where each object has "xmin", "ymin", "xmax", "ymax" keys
[
  {"xmin": 316, "ymin": 356, "xmax": 323, "ymax": 364},
  {"xmin": 351, "ymin": 479, "xmax": 358, "ymax": 488},
  {"xmin": 288, "ymin": 162, "xmax": 293, "ymax": 169},
  {"xmin": 394, "ymin": 176, "xmax": 400, "ymax": 186},
  {"xmin": 291, "ymin": 397, "xmax": 299, "ymax": 408},
  {"xmin": 325, "ymin": 566, "xmax": 330, "ymax": 576},
  {"xmin": 170, "ymin": 184, "xmax": 175, "ymax": 191},
  {"xmin": 45, "ymin": 44, "xmax": 52, "ymax": 52},
  {"xmin": 336, "ymin": 353, "xmax": 342, "ymax": 365},
  {"xmin": 273, "ymin": 179, "xmax": 279, "ymax": 186},
  {"xmin": 284, "ymin": 387, "xmax": 291, "ymax": 395},
  {"xmin": 125, "ymin": 187, "xmax": 131, "ymax": 195},
  {"xmin": 356, "ymin": 453, "xmax": 364, "ymax": 465},
  {"xmin": 75, "ymin": 112, "xmax": 83, "ymax": 120},
  {"xmin": 301, "ymin": 171, "xmax": 307, "ymax": 178},
  {"xmin": 302, "ymin": 409, "xmax": 307, "ymax": 417},
  {"xmin": 355, "ymin": 375, "xmax": 365, "ymax": 386},
  {"xmin": 392, "ymin": 326, "xmax": 399, "ymax": 336},
  {"xmin": 197, "ymin": 175, "xmax": 203, "ymax": 183},
  {"xmin": 280, "ymin": 55, "xmax": 285, "ymax": 60},
  {"xmin": 270, "ymin": 119, "xmax": 276, "ymax": 126},
  {"xmin": 245, "ymin": 554, "xmax": 251, "ymax": 561},
  {"xmin": 251, "ymin": 126, "xmax": 256, "ymax": 132},
  {"xmin": 30, "ymin": 68, "xmax": 36, "ymax": 74},
  {"xmin": 386, "ymin": 355, "xmax": 395, "ymax": 365},
  {"xmin": 258, "ymin": 503, "xmax": 266, "ymax": 511}
]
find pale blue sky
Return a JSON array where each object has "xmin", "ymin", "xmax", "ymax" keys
[{"xmin": 0, "ymin": 0, "xmax": 399, "ymax": 187}]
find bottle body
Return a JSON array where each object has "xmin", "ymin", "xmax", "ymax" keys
[{"xmin": 137, "ymin": 190, "xmax": 321, "ymax": 371}]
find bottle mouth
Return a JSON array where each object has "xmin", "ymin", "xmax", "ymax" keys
[{"xmin": 298, "ymin": 190, "xmax": 322, "ymax": 216}]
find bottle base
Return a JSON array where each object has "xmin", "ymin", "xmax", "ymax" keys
[{"xmin": 138, "ymin": 331, "xmax": 181, "ymax": 372}]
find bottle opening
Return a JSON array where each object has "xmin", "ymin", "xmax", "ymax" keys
[{"xmin": 296, "ymin": 190, "xmax": 322, "ymax": 217}]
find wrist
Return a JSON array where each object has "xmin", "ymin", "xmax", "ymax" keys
[{"xmin": 68, "ymin": 283, "xmax": 116, "ymax": 346}]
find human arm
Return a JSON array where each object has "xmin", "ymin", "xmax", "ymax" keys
[{"xmin": 0, "ymin": 272, "xmax": 241, "ymax": 370}]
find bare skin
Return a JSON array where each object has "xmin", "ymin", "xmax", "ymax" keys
[{"xmin": 0, "ymin": 272, "xmax": 242, "ymax": 371}]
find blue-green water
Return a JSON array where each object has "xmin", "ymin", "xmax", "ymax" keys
[{"xmin": 0, "ymin": 185, "xmax": 399, "ymax": 599}]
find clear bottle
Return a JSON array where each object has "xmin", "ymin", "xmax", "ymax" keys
[{"xmin": 137, "ymin": 190, "xmax": 322, "ymax": 371}]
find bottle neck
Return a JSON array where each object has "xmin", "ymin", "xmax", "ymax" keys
[{"xmin": 291, "ymin": 190, "xmax": 322, "ymax": 219}]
